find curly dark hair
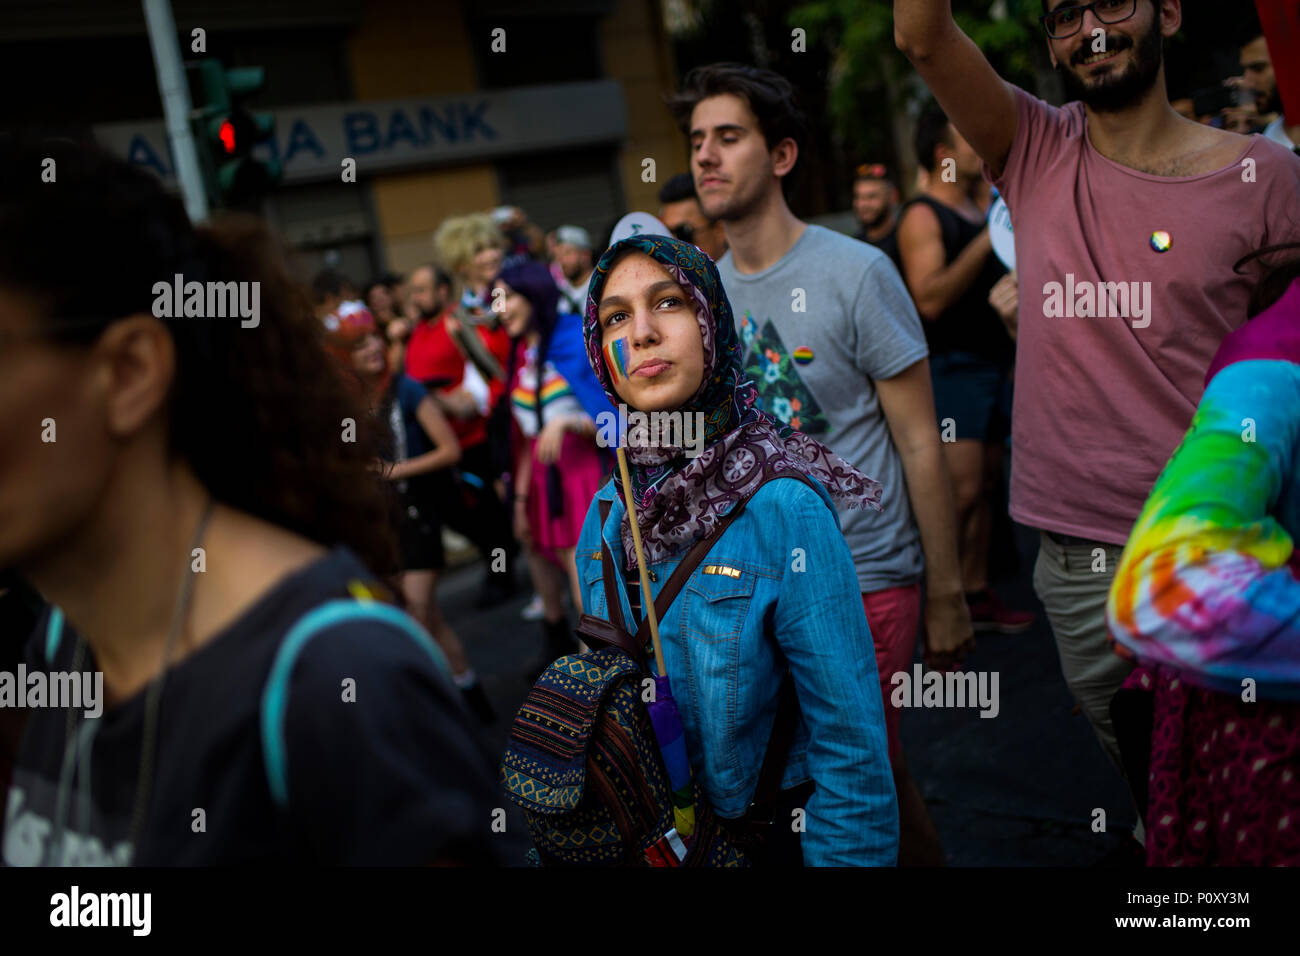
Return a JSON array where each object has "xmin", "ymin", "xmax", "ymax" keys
[
  {"xmin": 666, "ymin": 62, "xmax": 809, "ymax": 199},
  {"xmin": 0, "ymin": 134, "xmax": 400, "ymax": 579}
]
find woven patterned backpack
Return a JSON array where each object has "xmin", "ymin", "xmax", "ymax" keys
[{"xmin": 500, "ymin": 474, "xmax": 808, "ymax": 867}]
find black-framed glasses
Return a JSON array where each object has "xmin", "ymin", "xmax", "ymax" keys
[
  {"xmin": 1040, "ymin": 0, "xmax": 1136, "ymax": 39},
  {"xmin": 669, "ymin": 222, "xmax": 696, "ymax": 243}
]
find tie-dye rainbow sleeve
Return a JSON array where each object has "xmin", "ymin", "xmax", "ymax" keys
[{"xmin": 1107, "ymin": 358, "xmax": 1300, "ymax": 701}]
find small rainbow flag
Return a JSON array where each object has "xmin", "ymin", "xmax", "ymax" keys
[
  {"xmin": 604, "ymin": 338, "xmax": 630, "ymax": 385},
  {"xmin": 793, "ymin": 346, "xmax": 814, "ymax": 365}
]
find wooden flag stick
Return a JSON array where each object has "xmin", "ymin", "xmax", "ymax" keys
[{"xmin": 614, "ymin": 446, "xmax": 665, "ymax": 674}]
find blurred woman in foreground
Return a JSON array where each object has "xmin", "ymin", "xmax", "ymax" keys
[{"xmin": 0, "ymin": 137, "xmax": 519, "ymax": 865}]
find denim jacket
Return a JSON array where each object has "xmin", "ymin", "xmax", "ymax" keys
[{"xmin": 576, "ymin": 475, "xmax": 899, "ymax": 866}]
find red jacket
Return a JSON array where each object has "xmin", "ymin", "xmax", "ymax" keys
[{"xmin": 405, "ymin": 310, "xmax": 511, "ymax": 449}]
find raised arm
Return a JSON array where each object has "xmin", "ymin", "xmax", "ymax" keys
[{"xmin": 894, "ymin": 0, "xmax": 1020, "ymax": 177}]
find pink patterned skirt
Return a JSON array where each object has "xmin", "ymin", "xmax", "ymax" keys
[
  {"xmin": 1132, "ymin": 665, "xmax": 1300, "ymax": 866},
  {"xmin": 525, "ymin": 431, "xmax": 610, "ymax": 563}
]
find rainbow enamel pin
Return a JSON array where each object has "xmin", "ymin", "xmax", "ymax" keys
[{"xmin": 793, "ymin": 346, "xmax": 814, "ymax": 365}]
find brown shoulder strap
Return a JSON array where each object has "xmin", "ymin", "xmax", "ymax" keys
[
  {"xmin": 630, "ymin": 490, "xmax": 758, "ymax": 645},
  {"xmin": 748, "ymin": 674, "xmax": 800, "ymax": 819},
  {"xmin": 586, "ymin": 490, "xmax": 758, "ymax": 655}
]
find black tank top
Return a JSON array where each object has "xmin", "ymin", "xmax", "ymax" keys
[{"xmin": 901, "ymin": 195, "xmax": 1013, "ymax": 367}]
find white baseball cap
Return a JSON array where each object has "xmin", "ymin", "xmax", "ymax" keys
[
  {"xmin": 555, "ymin": 225, "xmax": 593, "ymax": 250},
  {"xmin": 606, "ymin": 212, "xmax": 672, "ymax": 247}
]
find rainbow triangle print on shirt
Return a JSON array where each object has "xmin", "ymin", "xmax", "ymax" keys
[{"xmin": 737, "ymin": 311, "xmax": 829, "ymax": 435}]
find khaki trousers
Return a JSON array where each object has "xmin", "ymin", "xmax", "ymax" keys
[{"xmin": 1031, "ymin": 531, "xmax": 1135, "ymax": 773}]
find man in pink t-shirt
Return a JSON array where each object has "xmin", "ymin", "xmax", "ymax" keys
[{"xmin": 896, "ymin": 0, "xmax": 1300, "ymax": 799}]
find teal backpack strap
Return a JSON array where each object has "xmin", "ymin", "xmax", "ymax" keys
[
  {"xmin": 45, "ymin": 606, "xmax": 65, "ymax": 664},
  {"xmin": 259, "ymin": 599, "xmax": 452, "ymax": 810}
]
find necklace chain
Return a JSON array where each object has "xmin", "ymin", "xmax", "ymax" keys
[{"xmin": 48, "ymin": 497, "xmax": 215, "ymax": 866}]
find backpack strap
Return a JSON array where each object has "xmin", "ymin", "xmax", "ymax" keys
[
  {"xmin": 260, "ymin": 599, "xmax": 451, "ymax": 809},
  {"xmin": 45, "ymin": 606, "xmax": 65, "ymax": 664},
  {"xmin": 746, "ymin": 674, "xmax": 800, "ymax": 824}
]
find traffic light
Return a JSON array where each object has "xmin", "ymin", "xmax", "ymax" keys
[{"xmin": 188, "ymin": 59, "xmax": 281, "ymax": 207}]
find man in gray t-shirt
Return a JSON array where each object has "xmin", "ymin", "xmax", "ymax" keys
[
  {"xmin": 718, "ymin": 226, "xmax": 927, "ymax": 593},
  {"xmin": 669, "ymin": 63, "xmax": 972, "ymax": 865}
]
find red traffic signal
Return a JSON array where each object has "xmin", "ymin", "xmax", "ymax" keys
[{"xmin": 217, "ymin": 118, "xmax": 237, "ymax": 154}]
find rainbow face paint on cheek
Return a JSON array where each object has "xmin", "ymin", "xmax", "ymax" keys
[{"xmin": 604, "ymin": 337, "xmax": 630, "ymax": 385}]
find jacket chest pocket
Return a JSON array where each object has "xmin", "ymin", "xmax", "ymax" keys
[
  {"xmin": 581, "ymin": 553, "xmax": 609, "ymax": 619},
  {"xmin": 682, "ymin": 567, "xmax": 756, "ymax": 644}
]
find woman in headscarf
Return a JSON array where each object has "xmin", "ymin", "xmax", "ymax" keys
[
  {"xmin": 492, "ymin": 260, "xmax": 614, "ymax": 671},
  {"xmin": 576, "ymin": 235, "xmax": 899, "ymax": 866}
]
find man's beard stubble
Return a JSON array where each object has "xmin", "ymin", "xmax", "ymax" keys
[
  {"xmin": 860, "ymin": 206, "xmax": 891, "ymax": 231},
  {"xmin": 1057, "ymin": 16, "xmax": 1164, "ymax": 114},
  {"xmin": 698, "ymin": 176, "xmax": 767, "ymax": 224}
]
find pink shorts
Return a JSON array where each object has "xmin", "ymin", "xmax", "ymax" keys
[
  {"xmin": 525, "ymin": 431, "xmax": 610, "ymax": 563},
  {"xmin": 862, "ymin": 583, "xmax": 922, "ymax": 768}
]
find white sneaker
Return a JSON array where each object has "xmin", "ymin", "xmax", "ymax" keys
[{"xmin": 520, "ymin": 594, "xmax": 546, "ymax": 620}]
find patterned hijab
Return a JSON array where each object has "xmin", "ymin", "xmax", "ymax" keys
[{"xmin": 583, "ymin": 234, "xmax": 882, "ymax": 569}]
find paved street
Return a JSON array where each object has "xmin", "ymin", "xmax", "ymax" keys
[{"xmin": 443, "ymin": 517, "xmax": 1140, "ymax": 867}]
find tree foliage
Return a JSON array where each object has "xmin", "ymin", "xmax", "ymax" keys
[{"xmin": 785, "ymin": 0, "xmax": 1042, "ymax": 192}]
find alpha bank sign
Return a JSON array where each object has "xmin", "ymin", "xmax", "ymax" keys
[{"xmin": 93, "ymin": 79, "xmax": 627, "ymax": 186}]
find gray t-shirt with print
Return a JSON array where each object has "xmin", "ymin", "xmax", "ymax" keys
[{"xmin": 717, "ymin": 224, "xmax": 927, "ymax": 593}]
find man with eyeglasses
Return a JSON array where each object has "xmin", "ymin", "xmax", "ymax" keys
[
  {"xmin": 895, "ymin": 0, "xmax": 1300, "ymax": 836},
  {"xmin": 657, "ymin": 172, "xmax": 728, "ymax": 261}
]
